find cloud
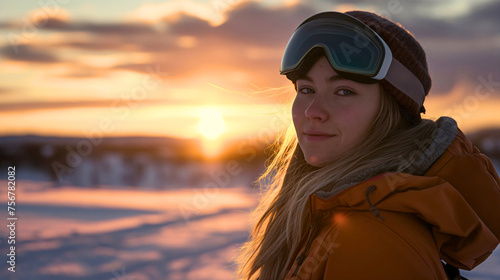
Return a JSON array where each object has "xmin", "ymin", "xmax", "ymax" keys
[
  {"xmin": 128, "ymin": 0, "xmax": 254, "ymax": 26},
  {"xmin": 58, "ymin": 67, "xmax": 111, "ymax": 79},
  {"xmin": 42, "ymin": 19, "xmax": 157, "ymax": 35},
  {"xmin": 0, "ymin": 100, "xmax": 107, "ymax": 112},
  {"xmin": 468, "ymin": 0, "xmax": 500, "ymax": 19},
  {"xmin": 314, "ymin": 0, "xmax": 498, "ymax": 20},
  {"xmin": 0, "ymin": 14, "xmax": 156, "ymax": 35},
  {"xmin": 0, "ymin": 44, "xmax": 60, "ymax": 63},
  {"xmin": 393, "ymin": 0, "xmax": 500, "ymax": 94},
  {"xmin": 0, "ymin": 22, "xmax": 13, "ymax": 29},
  {"xmin": 39, "ymin": 2, "xmax": 313, "ymax": 88},
  {"xmin": 0, "ymin": 3, "xmax": 310, "ymax": 67},
  {"xmin": 43, "ymin": 2, "xmax": 314, "ymax": 52},
  {"xmin": 427, "ymin": 45, "xmax": 500, "ymax": 94},
  {"xmin": 118, "ymin": 3, "xmax": 316, "ymax": 79},
  {"xmin": 396, "ymin": 1, "xmax": 500, "ymax": 40},
  {"xmin": 163, "ymin": 14, "xmax": 215, "ymax": 37},
  {"xmin": 456, "ymin": 0, "xmax": 500, "ymax": 36},
  {"xmin": 48, "ymin": 1, "xmax": 500, "ymax": 97},
  {"xmin": 0, "ymin": 87, "xmax": 14, "ymax": 95},
  {"xmin": 54, "ymin": 32, "xmax": 172, "ymax": 52},
  {"xmin": 0, "ymin": 99, "xmax": 180, "ymax": 112},
  {"xmin": 1, "ymin": 1, "xmax": 499, "ymax": 99},
  {"xmin": 215, "ymin": 2, "xmax": 315, "ymax": 46}
]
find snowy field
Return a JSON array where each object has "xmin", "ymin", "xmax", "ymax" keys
[
  {"xmin": 0, "ymin": 179, "xmax": 499, "ymax": 280},
  {"xmin": 0, "ymin": 180, "xmax": 258, "ymax": 280}
]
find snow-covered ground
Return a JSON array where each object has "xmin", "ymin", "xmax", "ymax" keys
[
  {"xmin": 0, "ymin": 179, "xmax": 499, "ymax": 280},
  {"xmin": 0, "ymin": 180, "xmax": 258, "ymax": 280}
]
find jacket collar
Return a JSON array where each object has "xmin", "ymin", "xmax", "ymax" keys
[{"xmin": 315, "ymin": 116, "xmax": 458, "ymax": 200}]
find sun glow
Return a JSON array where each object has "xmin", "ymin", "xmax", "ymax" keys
[
  {"xmin": 198, "ymin": 108, "xmax": 226, "ymax": 140},
  {"xmin": 198, "ymin": 108, "xmax": 227, "ymax": 158}
]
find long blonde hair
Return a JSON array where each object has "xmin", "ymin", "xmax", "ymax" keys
[{"xmin": 236, "ymin": 86, "xmax": 438, "ymax": 279}]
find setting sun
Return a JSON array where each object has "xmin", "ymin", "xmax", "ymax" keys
[{"xmin": 198, "ymin": 108, "xmax": 226, "ymax": 140}]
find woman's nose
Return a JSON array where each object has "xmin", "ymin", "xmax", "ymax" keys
[{"xmin": 305, "ymin": 95, "xmax": 328, "ymax": 121}]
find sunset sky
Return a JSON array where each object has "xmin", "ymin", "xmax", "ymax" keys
[{"xmin": 1, "ymin": 0, "xmax": 499, "ymax": 143}]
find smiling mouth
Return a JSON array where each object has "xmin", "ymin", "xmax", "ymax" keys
[{"xmin": 303, "ymin": 132, "xmax": 335, "ymax": 141}]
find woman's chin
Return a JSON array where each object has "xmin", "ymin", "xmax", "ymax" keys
[{"xmin": 305, "ymin": 155, "xmax": 328, "ymax": 167}]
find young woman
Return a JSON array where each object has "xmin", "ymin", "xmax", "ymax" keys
[{"xmin": 237, "ymin": 11, "xmax": 500, "ymax": 280}]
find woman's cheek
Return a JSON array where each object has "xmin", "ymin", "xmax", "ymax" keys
[{"xmin": 291, "ymin": 99, "xmax": 305, "ymax": 123}]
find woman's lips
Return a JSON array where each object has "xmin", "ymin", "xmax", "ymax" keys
[{"xmin": 303, "ymin": 131, "xmax": 335, "ymax": 141}]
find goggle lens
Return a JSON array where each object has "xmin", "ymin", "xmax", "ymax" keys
[
  {"xmin": 280, "ymin": 12, "xmax": 426, "ymax": 109},
  {"xmin": 280, "ymin": 16, "xmax": 387, "ymax": 79}
]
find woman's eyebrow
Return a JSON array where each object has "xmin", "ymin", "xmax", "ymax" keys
[{"xmin": 297, "ymin": 75, "xmax": 348, "ymax": 83}]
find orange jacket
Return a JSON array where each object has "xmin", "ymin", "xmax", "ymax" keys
[{"xmin": 284, "ymin": 126, "xmax": 500, "ymax": 279}]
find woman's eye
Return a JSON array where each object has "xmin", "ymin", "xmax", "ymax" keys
[
  {"xmin": 336, "ymin": 89, "xmax": 355, "ymax": 96},
  {"xmin": 298, "ymin": 87, "xmax": 314, "ymax": 94}
]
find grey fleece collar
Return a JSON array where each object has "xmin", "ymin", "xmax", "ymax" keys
[{"xmin": 316, "ymin": 117, "xmax": 458, "ymax": 199}]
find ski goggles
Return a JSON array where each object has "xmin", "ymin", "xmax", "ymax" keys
[{"xmin": 280, "ymin": 12, "xmax": 425, "ymax": 108}]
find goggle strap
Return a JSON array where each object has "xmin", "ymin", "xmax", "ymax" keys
[{"xmin": 385, "ymin": 58, "xmax": 425, "ymax": 108}]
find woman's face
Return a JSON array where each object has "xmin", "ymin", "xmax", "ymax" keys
[{"xmin": 292, "ymin": 56, "xmax": 382, "ymax": 167}]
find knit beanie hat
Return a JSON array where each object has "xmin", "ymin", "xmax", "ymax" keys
[{"xmin": 345, "ymin": 11, "xmax": 432, "ymax": 119}]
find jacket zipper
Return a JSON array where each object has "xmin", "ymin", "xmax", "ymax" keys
[{"xmin": 291, "ymin": 215, "xmax": 321, "ymax": 277}]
